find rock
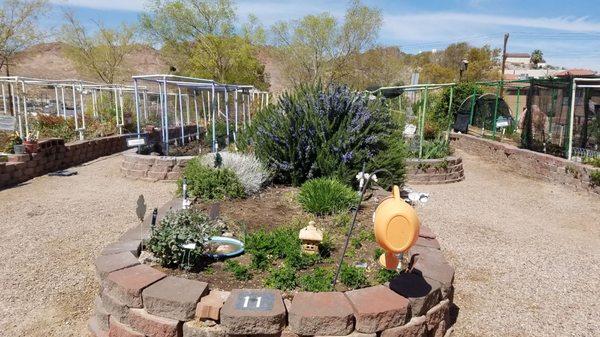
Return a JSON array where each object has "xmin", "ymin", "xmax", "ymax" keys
[
  {"xmin": 220, "ymin": 289, "xmax": 286, "ymax": 335},
  {"xmin": 389, "ymin": 272, "xmax": 442, "ymax": 317},
  {"xmin": 195, "ymin": 290, "xmax": 230, "ymax": 321},
  {"xmin": 380, "ymin": 315, "xmax": 427, "ymax": 337},
  {"xmin": 345, "ymin": 285, "xmax": 409, "ymax": 333},
  {"xmin": 143, "ymin": 276, "xmax": 209, "ymax": 321},
  {"xmin": 127, "ymin": 308, "xmax": 181, "ymax": 337},
  {"xmin": 108, "ymin": 317, "xmax": 144, "ymax": 337},
  {"xmin": 183, "ymin": 320, "xmax": 226, "ymax": 337},
  {"xmin": 288, "ymin": 292, "xmax": 354, "ymax": 336},
  {"xmin": 95, "ymin": 251, "xmax": 140, "ymax": 281},
  {"xmin": 103, "ymin": 264, "xmax": 166, "ymax": 308}
]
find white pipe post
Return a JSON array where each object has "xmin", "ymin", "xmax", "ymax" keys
[
  {"xmin": 1, "ymin": 83, "xmax": 6, "ymax": 114},
  {"xmin": 119, "ymin": 88, "xmax": 125, "ymax": 132},
  {"xmin": 211, "ymin": 83, "xmax": 216, "ymax": 152},
  {"xmin": 54, "ymin": 86, "xmax": 60, "ymax": 115},
  {"xmin": 143, "ymin": 90, "xmax": 148, "ymax": 121},
  {"xmin": 185, "ymin": 92, "xmax": 190, "ymax": 125},
  {"xmin": 201, "ymin": 91, "xmax": 207, "ymax": 127},
  {"xmin": 61, "ymin": 86, "xmax": 66, "ymax": 118},
  {"xmin": 567, "ymin": 80, "xmax": 577, "ymax": 160},
  {"xmin": 193, "ymin": 90, "xmax": 200, "ymax": 140},
  {"xmin": 92, "ymin": 89, "xmax": 97, "ymax": 117},
  {"xmin": 178, "ymin": 86, "xmax": 185, "ymax": 144},
  {"xmin": 21, "ymin": 81, "xmax": 29, "ymax": 137},
  {"xmin": 163, "ymin": 77, "xmax": 170, "ymax": 153},
  {"xmin": 234, "ymin": 89, "xmax": 238, "ymax": 143},
  {"xmin": 133, "ymin": 79, "xmax": 141, "ymax": 139},
  {"xmin": 224, "ymin": 88, "xmax": 230, "ymax": 146},
  {"xmin": 158, "ymin": 82, "xmax": 165, "ymax": 146},
  {"xmin": 72, "ymin": 84, "xmax": 79, "ymax": 131},
  {"xmin": 79, "ymin": 83, "xmax": 86, "ymax": 133},
  {"xmin": 113, "ymin": 87, "xmax": 119, "ymax": 132},
  {"xmin": 15, "ymin": 86, "xmax": 23, "ymax": 137}
]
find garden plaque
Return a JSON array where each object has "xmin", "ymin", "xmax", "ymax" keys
[
  {"xmin": 234, "ymin": 290, "xmax": 275, "ymax": 312},
  {"xmin": 0, "ymin": 115, "xmax": 16, "ymax": 131}
]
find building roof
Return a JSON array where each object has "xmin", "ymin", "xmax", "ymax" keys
[
  {"xmin": 506, "ymin": 53, "xmax": 531, "ymax": 58},
  {"xmin": 556, "ymin": 68, "xmax": 597, "ymax": 78}
]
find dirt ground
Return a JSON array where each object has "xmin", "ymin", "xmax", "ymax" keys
[
  {"xmin": 0, "ymin": 154, "xmax": 175, "ymax": 337},
  {"xmin": 0, "ymin": 150, "xmax": 598, "ymax": 336}
]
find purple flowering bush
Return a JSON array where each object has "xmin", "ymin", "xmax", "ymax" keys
[{"xmin": 243, "ymin": 83, "xmax": 406, "ymax": 186}]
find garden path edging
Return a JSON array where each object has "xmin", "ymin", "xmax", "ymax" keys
[
  {"xmin": 406, "ymin": 156, "xmax": 465, "ymax": 185},
  {"xmin": 90, "ymin": 198, "xmax": 457, "ymax": 337}
]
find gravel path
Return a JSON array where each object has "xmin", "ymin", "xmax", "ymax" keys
[
  {"xmin": 412, "ymin": 150, "xmax": 600, "ymax": 337},
  {"xmin": 0, "ymin": 150, "xmax": 598, "ymax": 337},
  {"xmin": 0, "ymin": 154, "xmax": 175, "ymax": 337}
]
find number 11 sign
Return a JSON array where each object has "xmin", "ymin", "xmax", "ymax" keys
[{"xmin": 234, "ymin": 291, "xmax": 275, "ymax": 311}]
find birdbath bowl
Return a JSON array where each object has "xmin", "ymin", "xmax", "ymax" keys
[{"xmin": 205, "ymin": 236, "xmax": 245, "ymax": 259}]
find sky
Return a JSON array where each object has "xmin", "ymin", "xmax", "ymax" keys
[{"xmin": 35, "ymin": 0, "xmax": 600, "ymax": 70}]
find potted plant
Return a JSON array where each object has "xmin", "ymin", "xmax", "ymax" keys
[
  {"xmin": 24, "ymin": 131, "xmax": 39, "ymax": 154},
  {"xmin": 11, "ymin": 132, "xmax": 25, "ymax": 154}
]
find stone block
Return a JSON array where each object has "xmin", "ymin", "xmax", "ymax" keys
[
  {"xmin": 95, "ymin": 251, "xmax": 140, "ymax": 281},
  {"xmin": 143, "ymin": 276, "xmax": 208, "ymax": 321},
  {"xmin": 425, "ymin": 300, "xmax": 450, "ymax": 331},
  {"xmin": 380, "ymin": 315, "xmax": 427, "ymax": 337},
  {"xmin": 104, "ymin": 265, "xmax": 166, "ymax": 308},
  {"xmin": 128, "ymin": 308, "xmax": 182, "ymax": 337},
  {"xmin": 120, "ymin": 224, "xmax": 152, "ymax": 242},
  {"xmin": 147, "ymin": 170, "xmax": 168, "ymax": 180},
  {"xmin": 89, "ymin": 316, "xmax": 109, "ymax": 337},
  {"xmin": 418, "ymin": 226, "xmax": 436, "ymax": 239},
  {"xmin": 316, "ymin": 332, "xmax": 376, "ymax": 337},
  {"xmin": 195, "ymin": 290, "xmax": 230, "ymax": 321},
  {"xmin": 165, "ymin": 171, "xmax": 181, "ymax": 180},
  {"xmin": 94, "ymin": 296, "xmax": 111, "ymax": 331},
  {"xmin": 221, "ymin": 289, "xmax": 286, "ymax": 335},
  {"xmin": 413, "ymin": 256, "xmax": 454, "ymax": 299},
  {"xmin": 182, "ymin": 320, "xmax": 226, "ymax": 337},
  {"xmin": 101, "ymin": 291, "xmax": 129, "ymax": 323},
  {"xmin": 8, "ymin": 154, "xmax": 30, "ymax": 162},
  {"xmin": 100, "ymin": 240, "xmax": 142, "ymax": 257},
  {"xmin": 414, "ymin": 237, "xmax": 441, "ymax": 250},
  {"xmin": 288, "ymin": 291, "xmax": 354, "ymax": 336},
  {"xmin": 389, "ymin": 272, "xmax": 442, "ymax": 317},
  {"xmin": 109, "ymin": 317, "xmax": 144, "ymax": 337},
  {"xmin": 127, "ymin": 169, "xmax": 148, "ymax": 179},
  {"xmin": 345, "ymin": 285, "xmax": 409, "ymax": 333}
]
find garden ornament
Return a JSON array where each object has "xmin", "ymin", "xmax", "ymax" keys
[
  {"xmin": 373, "ymin": 186, "xmax": 420, "ymax": 270},
  {"xmin": 182, "ymin": 177, "xmax": 191, "ymax": 209},
  {"xmin": 299, "ymin": 221, "xmax": 323, "ymax": 255}
]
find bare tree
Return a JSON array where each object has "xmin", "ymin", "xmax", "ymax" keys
[{"xmin": 61, "ymin": 12, "xmax": 136, "ymax": 83}]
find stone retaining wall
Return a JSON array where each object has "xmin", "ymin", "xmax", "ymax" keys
[
  {"xmin": 0, "ymin": 125, "xmax": 201, "ymax": 189},
  {"xmin": 121, "ymin": 152, "xmax": 194, "ymax": 181},
  {"xmin": 406, "ymin": 156, "xmax": 464, "ymax": 185},
  {"xmin": 450, "ymin": 133, "xmax": 600, "ymax": 194},
  {"xmin": 90, "ymin": 200, "xmax": 456, "ymax": 337},
  {"xmin": 0, "ymin": 136, "xmax": 128, "ymax": 189}
]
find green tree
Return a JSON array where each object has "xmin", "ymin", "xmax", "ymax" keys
[
  {"xmin": 531, "ymin": 49, "xmax": 544, "ymax": 68},
  {"xmin": 61, "ymin": 12, "xmax": 136, "ymax": 83},
  {"xmin": 270, "ymin": 0, "xmax": 382, "ymax": 86},
  {"xmin": 0, "ymin": 0, "xmax": 48, "ymax": 72},
  {"xmin": 140, "ymin": 0, "xmax": 267, "ymax": 88}
]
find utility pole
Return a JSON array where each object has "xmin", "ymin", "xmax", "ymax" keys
[{"xmin": 500, "ymin": 33, "xmax": 509, "ymax": 98}]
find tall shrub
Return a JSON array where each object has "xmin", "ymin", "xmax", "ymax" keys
[{"xmin": 246, "ymin": 83, "xmax": 405, "ymax": 186}]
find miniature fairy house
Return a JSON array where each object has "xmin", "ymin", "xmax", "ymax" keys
[{"xmin": 299, "ymin": 221, "xmax": 323, "ymax": 255}]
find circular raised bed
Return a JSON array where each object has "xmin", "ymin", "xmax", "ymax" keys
[
  {"xmin": 121, "ymin": 150, "xmax": 194, "ymax": 181},
  {"xmin": 406, "ymin": 156, "xmax": 464, "ymax": 185},
  {"xmin": 89, "ymin": 198, "xmax": 456, "ymax": 337}
]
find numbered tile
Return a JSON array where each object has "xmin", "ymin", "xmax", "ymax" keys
[{"xmin": 220, "ymin": 289, "xmax": 286, "ymax": 335}]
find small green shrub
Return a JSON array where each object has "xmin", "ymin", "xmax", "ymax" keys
[
  {"xmin": 180, "ymin": 158, "xmax": 246, "ymax": 201},
  {"xmin": 340, "ymin": 263, "xmax": 369, "ymax": 289},
  {"xmin": 245, "ymin": 226, "xmax": 301, "ymax": 260},
  {"xmin": 298, "ymin": 177, "xmax": 358, "ymax": 215},
  {"xmin": 590, "ymin": 170, "xmax": 600, "ymax": 187},
  {"xmin": 299, "ymin": 267, "xmax": 334, "ymax": 292},
  {"xmin": 147, "ymin": 209, "xmax": 218, "ymax": 269},
  {"xmin": 265, "ymin": 265, "xmax": 297, "ymax": 290},
  {"xmin": 225, "ymin": 260, "xmax": 252, "ymax": 281},
  {"xmin": 286, "ymin": 251, "xmax": 320, "ymax": 270},
  {"xmin": 373, "ymin": 248, "xmax": 384, "ymax": 261},
  {"xmin": 251, "ymin": 251, "xmax": 270, "ymax": 270},
  {"xmin": 583, "ymin": 157, "xmax": 600, "ymax": 168},
  {"xmin": 375, "ymin": 268, "xmax": 398, "ymax": 284},
  {"xmin": 332, "ymin": 212, "xmax": 351, "ymax": 227},
  {"xmin": 318, "ymin": 233, "xmax": 334, "ymax": 258}
]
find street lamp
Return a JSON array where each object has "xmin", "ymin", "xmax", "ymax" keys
[{"xmin": 459, "ymin": 59, "xmax": 469, "ymax": 82}]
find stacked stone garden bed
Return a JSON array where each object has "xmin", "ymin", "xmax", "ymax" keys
[
  {"xmin": 90, "ymin": 197, "xmax": 456, "ymax": 337},
  {"xmin": 406, "ymin": 157, "xmax": 464, "ymax": 185},
  {"xmin": 121, "ymin": 126, "xmax": 206, "ymax": 181}
]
